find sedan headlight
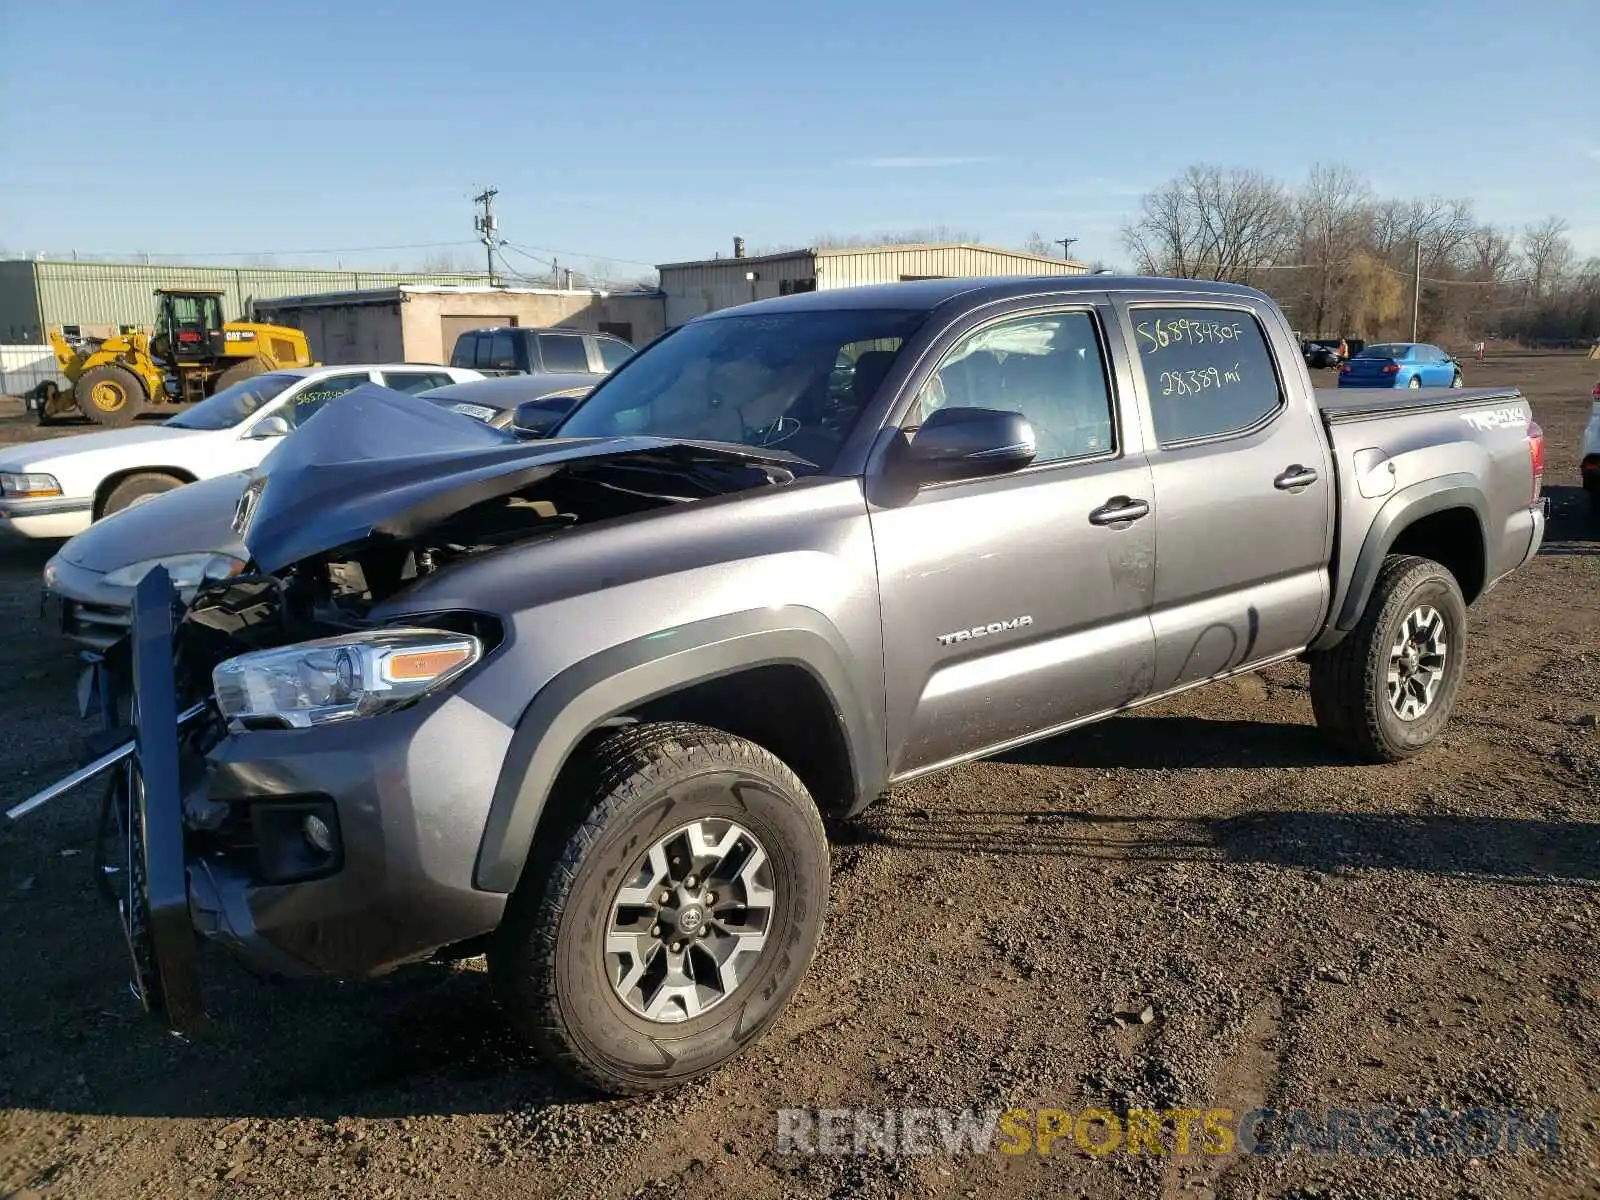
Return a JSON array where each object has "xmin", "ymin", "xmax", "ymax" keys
[
  {"xmin": 213, "ymin": 628, "xmax": 481, "ymax": 729},
  {"xmin": 103, "ymin": 552, "xmax": 246, "ymax": 591},
  {"xmin": 0, "ymin": 472, "xmax": 62, "ymax": 497}
]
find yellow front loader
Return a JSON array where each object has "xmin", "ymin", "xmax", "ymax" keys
[{"xmin": 42, "ymin": 288, "xmax": 313, "ymax": 426}]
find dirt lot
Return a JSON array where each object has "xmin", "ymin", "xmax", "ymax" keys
[{"xmin": 1, "ymin": 355, "xmax": 1596, "ymax": 1200}]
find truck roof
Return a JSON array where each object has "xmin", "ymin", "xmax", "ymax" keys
[{"xmin": 698, "ymin": 275, "xmax": 1271, "ymax": 319}]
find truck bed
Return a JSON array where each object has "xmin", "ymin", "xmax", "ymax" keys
[{"xmin": 1314, "ymin": 386, "xmax": 1523, "ymax": 424}]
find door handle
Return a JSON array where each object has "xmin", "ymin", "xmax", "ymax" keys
[
  {"xmin": 1088, "ymin": 496, "xmax": 1151, "ymax": 526},
  {"xmin": 1274, "ymin": 464, "xmax": 1320, "ymax": 491}
]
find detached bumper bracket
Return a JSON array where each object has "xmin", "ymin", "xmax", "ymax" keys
[{"xmin": 128, "ymin": 566, "xmax": 205, "ymax": 1033}]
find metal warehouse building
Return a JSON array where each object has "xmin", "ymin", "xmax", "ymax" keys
[
  {"xmin": 657, "ymin": 242, "xmax": 1089, "ymax": 328},
  {"xmin": 0, "ymin": 259, "xmax": 494, "ymax": 343}
]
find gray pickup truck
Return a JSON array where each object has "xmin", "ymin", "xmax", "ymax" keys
[{"xmin": 15, "ymin": 276, "xmax": 1547, "ymax": 1098}]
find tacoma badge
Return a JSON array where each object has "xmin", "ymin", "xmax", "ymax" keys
[{"xmin": 936, "ymin": 615, "xmax": 1034, "ymax": 646}]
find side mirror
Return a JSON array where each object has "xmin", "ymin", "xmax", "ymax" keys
[
  {"xmin": 248, "ymin": 414, "xmax": 291, "ymax": 439},
  {"xmin": 896, "ymin": 407, "xmax": 1036, "ymax": 481},
  {"xmin": 512, "ymin": 393, "xmax": 584, "ymax": 439}
]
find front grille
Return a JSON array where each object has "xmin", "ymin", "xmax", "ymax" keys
[{"xmin": 61, "ymin": 599, "xmax": 131, "ymax": 649}]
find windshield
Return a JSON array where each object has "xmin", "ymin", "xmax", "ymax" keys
[
  {"xmin": 166, "ymin": 372, "xmax": 299, "ymax": 430},
  {"xmin": 554, "ymin": 309, "xmax": 926, "ymax": 470},
  {"xmin": 1357, "ymin": 344, "xmax": 1410, "ymax": 360}
]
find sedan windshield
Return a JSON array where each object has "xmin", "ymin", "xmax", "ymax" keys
[
  {"xmin": 1358, "ymin": 344, "xmax": 1411, "ymax": 360},
  {"xmin": 166, "ymin": 373, "xmax": 300, "ymax": 430},
  {"xmin": 554, "ymin": 309, "xmax": 926, "ymax": 469}
]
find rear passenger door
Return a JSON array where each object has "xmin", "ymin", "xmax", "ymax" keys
[
  {"xmin": 871, "ymin": 301, "xmax": 1159, "ymax": 777},
  {"xmin": 1118, "ymin": 299, "xmax": 1334, "ymax": 693}
]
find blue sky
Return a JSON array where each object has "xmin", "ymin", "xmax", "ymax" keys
[{"xmin": 2, "ymin": 0, "xmax": 1596, "ymax": 277}]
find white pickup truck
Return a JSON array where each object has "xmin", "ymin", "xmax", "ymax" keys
[{"xmin": 0, "ymin": 363, "xmax": 480, "ymax": 538}]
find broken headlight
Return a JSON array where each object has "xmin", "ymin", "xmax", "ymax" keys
[{"xmin": 212, "ymin": 628, "xmax": 480, "ymax": 729}]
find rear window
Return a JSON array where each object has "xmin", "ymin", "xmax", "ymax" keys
[
  {"xmin": 1131, "ymin": 307, "xmax": 1284, "ymax": 445},
  {"xmin": 1359, "ymin": 344, "xmax": 1409, "ymax": 359},
  {"xmin": 539, "ymin": 333, "xmax": 591, "ymax": 373}
]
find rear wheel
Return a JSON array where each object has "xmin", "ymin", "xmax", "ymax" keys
[
  {"xmin": 1407, "ymin": 375, "xmax": 1422, "ymax": 389},
  {"xmin": 214, "ymin": 356, "xmax": 273, "ymax": 392},
  {"xmin": 75, "ymin": 364, "xmax": 146, "ymax": 426},
  {"xmin": 100, "ymin": 472, "xmax": 183, "ymax": 518},
  {"xmin": 1308, "ymin": 554, "xmax": 1468, "ymax": 762},
  {"xmin": 488, "ymin": 721, "xmax": 830, "ymax": 1095}
]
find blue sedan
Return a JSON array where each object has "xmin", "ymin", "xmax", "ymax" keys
[{"xmin": 1337, "ymin": 342, "xmax": 1463, "ymax": 389}]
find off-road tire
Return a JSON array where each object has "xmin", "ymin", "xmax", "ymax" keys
[
  {"xmin": 100, "ymin": 472, "xmax": 184, "ymax": 518},
  {"xmin": 75, "ymin": 364, "xmax": 146, "ymax": 426},
  {"xmin": 1308, "ymin": 554, "xmax": 1468, "ymax": 762},
  {"xmin": 214, "ymin": 355, "xmax": 273, "ymax": 392},
  {"xmin": 35, "ymin": 381, "xmax": 78, "ymax": 426},
  {"xmin": 488, "ymin": 721, "xmax": 830, "ymax": 1096}
]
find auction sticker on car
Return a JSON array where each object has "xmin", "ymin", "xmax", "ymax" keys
[{"xmin": 451, "ymin": 403, "xmax": 498, "ymax": 422}]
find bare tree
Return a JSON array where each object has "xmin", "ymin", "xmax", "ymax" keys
[
  {"xmin": 1020, "ymin": 231, "xmax": 1054, "ymax": 257},
  {"xmin": 1521, "ymin": 216, "xmax": 1575, "ymax": 298},
  {"xmin": 1291, "ymin": 164, "xmax": 1373, "ymax": 334},
  {"xmin": 812, "ymin": 225, "xmax": 983, "ymax": 250},
  {"xmin": 1120, "ymin": 166, "xmax": 1291, "ymax": 283},
  {"xmin": 420, "ymin": 250, "xmax": 479, "ymax": 274},
  {"xmin": 1466, "ymin": 225, "xmax": 1519, "ymax": 281}
]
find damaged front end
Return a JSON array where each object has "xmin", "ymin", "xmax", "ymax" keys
[{"xmin": 8, "ymin": 386, "xmax": 808, "ymax": 1026}]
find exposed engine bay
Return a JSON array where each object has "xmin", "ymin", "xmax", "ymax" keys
[{"xmin": 178, "ymin": 440, "xmax": 799, "ymax": 686}]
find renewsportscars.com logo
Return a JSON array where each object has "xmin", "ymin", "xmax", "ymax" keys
[{"xmin": 775, "ymin": 1106, "xmax": 1562, "ymax": 1159}]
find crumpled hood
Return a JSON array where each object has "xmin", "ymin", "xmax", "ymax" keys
[
  {"xmin": 239, "ymin": 384, "xmax": 807, "ymax": 573},
  {"xmin": 57, "ymin": 471, "xmax": 250, "ymax": 572}
]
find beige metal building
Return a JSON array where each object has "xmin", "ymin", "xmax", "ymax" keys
[
  {"xmin": 254, "ymin": 285, "xmax": 667, "ymax": 366},
  {"xmin": 657, "ymin": 243, "xmax": 1089, "ymax": 328}
]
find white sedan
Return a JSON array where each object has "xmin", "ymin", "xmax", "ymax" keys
[{"xmin": 0, "ymin": 363, "xmax": 481, "ymax": 539}]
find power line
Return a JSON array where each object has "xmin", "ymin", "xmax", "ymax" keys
[{"xmin": 501, "ymin": 239, "xmax": 657, "ymax": 270}]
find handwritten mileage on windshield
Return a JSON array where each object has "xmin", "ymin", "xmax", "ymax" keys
[
  {"xmin": 1159, "ymin": 364, "xmax": 1243, "ymax": 397},
  {"xmin": 1135, "ymin": 317, "xmax": 1244, "ymax": 354}
]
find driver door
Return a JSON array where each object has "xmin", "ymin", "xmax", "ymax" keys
[{"xmin": 869, "ymin": 303, "xmax": 1158, "ymax": 778}]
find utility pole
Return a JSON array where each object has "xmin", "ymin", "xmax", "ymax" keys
[
  {"xmin": 1411, "ymin": 238, "xmax": 1422, "ymax": 342},
  {"xmin": 1055, "ymin": 236, "xmax": 1079, "ymax": 261},
  {"xmin": 473, "ymin": 187, "xmax": 500, "ymax": 284}
]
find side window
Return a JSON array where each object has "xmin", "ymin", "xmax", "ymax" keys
[
  {"xmin": 1130, "ymin": 307, "xmax": 1283, "ymax": 445},
  {"xmin": 915, "ymin": 311, "xmax": 1115, "ymax": 464},
  {"xmin": 487, "ymin": 331, "xmax": 518, "ymax": 371},
  {"xmin": 289, "ymin": 373, "xmax": 371, "ymax": 426},
  {"xmin": 449, "ymin": 333, "xmax": 478, "ymax": 368},
  {"xmin": 596, "ymin": 338, "xmax": 634, "ymax": 371},
  {"xmin": 539, "ymin": 333, "xmax": 591, "ymax": 373},
  {"xmin": 381, "ymin": 371, "xmax": 455, "ymax": 394}
]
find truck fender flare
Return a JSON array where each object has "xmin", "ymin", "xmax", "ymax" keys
[
  {"xmin": 473, "ymin": 607, "xmax": 882, "ymax": 894},
  {"xmin": 1314, "ymin": 473, "xmax": 1488, "ymax": 650}
]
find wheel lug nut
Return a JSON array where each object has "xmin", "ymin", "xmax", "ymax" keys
[
  {"xmin": 659, "ymin": 891, "xmax": 671, "ymax": 904},
  {"xmin": 671, "ymin": 941, "xmax": 683, "ymax": 952},
  {"xmin": 696, "ymin": 927, "xmax": 708, "ymax": 938},
  {"xmin": 705, "ymin": 891, "xmax": 716, "ymax": 904},
  {"xmin": 650, "ymin": 925, "xmax": 661, "ymax": 937},
  {"xmin": 684, "ymin": 875, "xmax": 697, "ymax": 889}
]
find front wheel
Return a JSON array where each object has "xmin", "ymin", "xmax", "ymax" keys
[
  {"xmin": 1308, "ymin": 554, "xmax": 1468, "ymax": 762},
  {"xmin": 488, "ymin": 722, "xmax": 830, "ymax": 1095},
  {"xmin": 1451, "ymin": 370, "xmax": 1463, "ymax": 388},
  {"xmin": 75, "ymin": 364, "xmax": 147, "ymax": 426}
]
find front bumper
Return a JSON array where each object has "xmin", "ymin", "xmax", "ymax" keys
[
  {"xmin": 43, "ymin": 554, "xmax": 133, "ymax": 650},
  {"xmin": 0, "ymin": 494, "xmax": 93, "ymax": 540},
  {"xmin": 184, "ymin": 690, "xmax": 513, "ymax": 980}
]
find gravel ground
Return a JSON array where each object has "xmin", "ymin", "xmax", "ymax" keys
[{"xmin": 0, "ymin": 354, "xmax": 1596, "ymax": 1200}]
